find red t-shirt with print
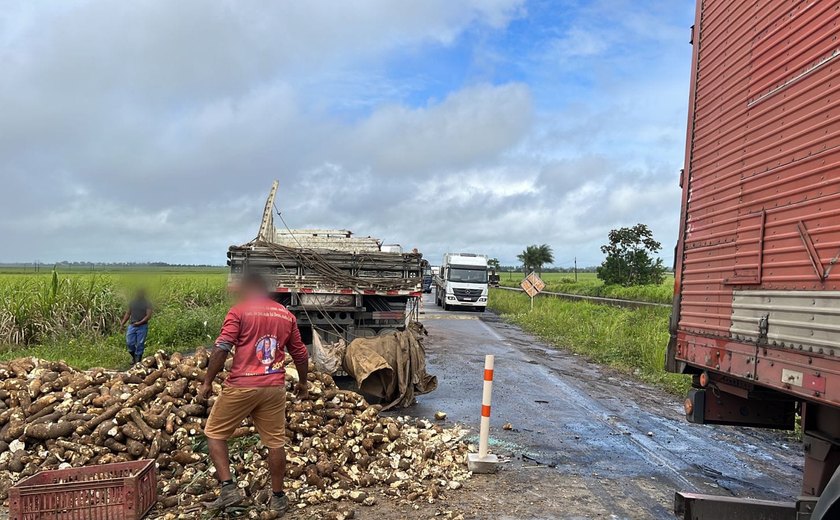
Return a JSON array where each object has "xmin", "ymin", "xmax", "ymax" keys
[{"xmin": 215, "ymin": 297, "xmax": 309, "ymax": 387}]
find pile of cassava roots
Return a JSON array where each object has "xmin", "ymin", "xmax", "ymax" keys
[{"xmin": 0, "ymin": 349, "xmax": 471, "ymax": 519}]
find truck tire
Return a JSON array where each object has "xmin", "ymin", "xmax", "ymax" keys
[
  {"xmin": 476, "ymin": 306, "xmax": 486, "ymax": 313},
  {"xmin": 443, "ymin": 302, "xmax": 451, "ymax": 311}
]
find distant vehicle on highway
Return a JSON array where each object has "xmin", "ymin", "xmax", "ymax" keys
[
  {"xmin": 488, "ymin": 269, "xmax": 500, "ymax": 287},
  {"xmin": 421, "ymin": 261, "xmax": 433, "ymax": 293},
  {"xmin": 434, "ymin": 253, "xmax": 488, "ymax": 312}
]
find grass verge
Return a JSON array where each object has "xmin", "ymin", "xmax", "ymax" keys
[{"xmin": 489, "ymin": 288, "xmax": 690, "ymax": 394}]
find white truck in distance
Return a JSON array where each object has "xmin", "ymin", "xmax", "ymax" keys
[{"xmin": 434, "ymin": 253, "xmax": 489, "ymax": 312}]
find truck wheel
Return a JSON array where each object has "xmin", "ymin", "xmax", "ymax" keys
[
  {"xmin": 443, "ymin": 302, "xmax": 450, "ymax": 311},
  {"xmin": 476, "ymin": 306, "xmax": 486, "ymax": 313}
]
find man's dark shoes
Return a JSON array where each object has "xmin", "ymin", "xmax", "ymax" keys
[
  {"xmin": 269, "ymin": 492, "xmax": 289, "ymax": 516},
  {"xmin": 207, "ymin": 483, "xmax": 244, "ymax": 510}
]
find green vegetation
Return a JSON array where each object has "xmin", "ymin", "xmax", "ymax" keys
[
  {"xmin": 499, "ymin": 271, "xmax": 674, "ymax": 304},
  {"xmin": 517, "ymin": 244, "xmax": 554, "ymax": 275},
  {"xmin": 597, "ymin": 223, "xmax": 666, "ymax": 286},
  {"xmin": 0, "ymin": 270, "xmax": 229, "ymax": 369},
  {"xmin": 488, "ymin": 288, "xmax": 689, "ymax": 394}
]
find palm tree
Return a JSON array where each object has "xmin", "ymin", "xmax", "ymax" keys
[
  {"xmin": 517, "ymin": 245, "xmax": 539, "ymax": 274},
  {"xmin": 535, "ymin": 244, "xmax": 554, "ymax": 275},
  {"xmin": 518, "ymin": 244, "xmax": 554, "ymax": 275},
  {"xmin": 516, "ymin": 247, "xmax": 528, "ymax": 273}
]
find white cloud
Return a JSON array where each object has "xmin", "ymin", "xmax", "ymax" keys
[
  {"xmin": 547, "ymin": 27, "xmax": 609, "ymax": 61},
  {"xmin": 0, "ymin": 0, "xmax": 692, "ymax": 268},
  {"xmin": 347, "ymin": 83, "xmax": 532, "ymax": 174}
]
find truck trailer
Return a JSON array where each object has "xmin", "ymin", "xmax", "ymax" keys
[
  {"xmin": 227, "ymin": 182, "xmax": 423, "ymax": 346},
  {"xmin": 668, "ymin": 1, "xmax": 840, "ymax": 518}
]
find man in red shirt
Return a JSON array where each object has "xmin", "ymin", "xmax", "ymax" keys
[{"xmin": 200, "ymin": 273, "xmax": 309, "ymax": 515}]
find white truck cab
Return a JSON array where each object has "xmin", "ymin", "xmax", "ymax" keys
[{"xmin": 434, "ymin": 253, "xmax": 489, "ymax": 312}]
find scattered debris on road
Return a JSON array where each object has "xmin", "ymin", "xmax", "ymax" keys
[
  {"xmin": 434, "ymin": 411, "xmax": 447, "ymax": 421},
  {"xmin": 521, "ymin": 454, "xmax": 556, "ymax": 468}
]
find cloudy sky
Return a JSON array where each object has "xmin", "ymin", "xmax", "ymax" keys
[{"xmin": 1, "ymin": 0, "xmax": 695, "ymax": 267}]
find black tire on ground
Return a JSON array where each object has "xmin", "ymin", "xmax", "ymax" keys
[
  {"xmin": 476, "ymin": 306, "xmax": 486, "ymax": 313},
  {"xmin": 443, "ymin": 303, "xmax": 451, "ymax": 311}
]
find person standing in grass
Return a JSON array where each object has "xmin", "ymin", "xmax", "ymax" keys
[{"xmin": 120, "ymin": 288, "xmax": 153, "ymax": 364}]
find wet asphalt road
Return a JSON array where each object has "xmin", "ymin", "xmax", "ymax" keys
[{"xmin": 402, "ymin": 293, "xmax": 802, "ymax": 519}]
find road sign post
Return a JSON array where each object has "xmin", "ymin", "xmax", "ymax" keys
[{"xmin": 520, "ymin": 272, "xmax": 545, "ymax": 310}]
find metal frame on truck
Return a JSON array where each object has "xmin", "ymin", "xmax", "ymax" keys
[
  {"xmin": 227, "ymin": 182, "xmax": 423, "ymax": 346},
  {"xmin": 667, "ymin": 1, "xmax": 840, "ymax": 518}
]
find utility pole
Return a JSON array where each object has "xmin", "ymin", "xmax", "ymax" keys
[{"xmin": 574, "ymin": 257, "xmax": 578, "ymax": 282}]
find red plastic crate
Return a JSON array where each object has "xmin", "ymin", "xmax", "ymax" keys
[{"xmin": 9, "ymin": 459, "xmax": 157, "ymax": 520}]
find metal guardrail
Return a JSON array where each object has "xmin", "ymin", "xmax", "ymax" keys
[{"xmin": 493, "ymin": 286, "xmax": 670, "ymax": 310}]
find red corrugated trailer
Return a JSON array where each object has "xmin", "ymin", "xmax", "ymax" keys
[{"xmin": 667, "ymin": 1, "xmax": 840, "ymax": 518}]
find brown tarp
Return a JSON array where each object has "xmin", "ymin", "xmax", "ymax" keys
[{"xmin": 343, "ymin": 326, "xmax": 437, "ymax": 410}]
